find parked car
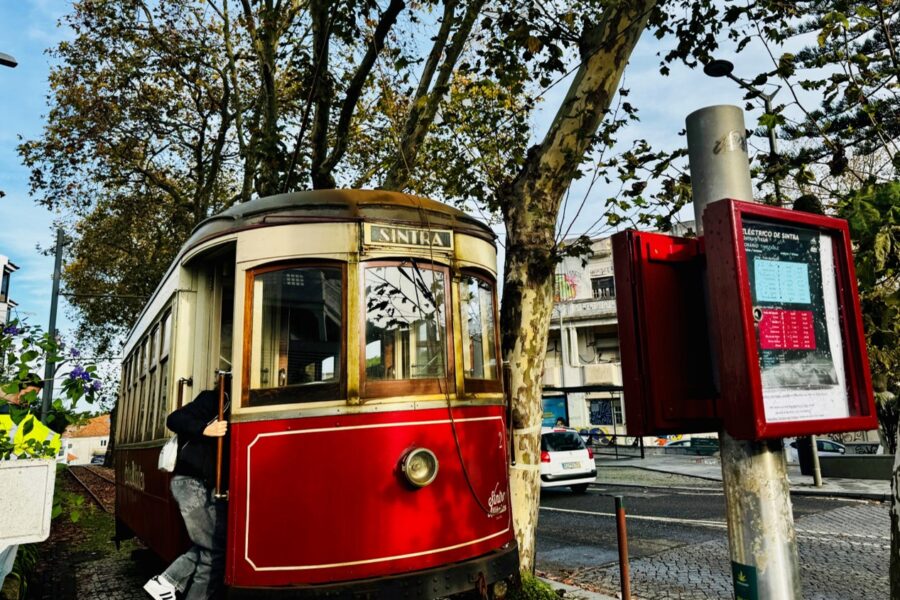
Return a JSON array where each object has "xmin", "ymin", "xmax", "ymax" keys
[
  {"xmin": 785, "ymin": 438, "xmax": 845, "ymax": 463},
  {"xmin": 540, "ymin": 427, "xmax": 597, "ymax": 493},
  {"xmin": 664, "ymin": 437, "xmax": 719, "ymax": 456},
  {"xmin": 90, "ymin": 455, "xmax": 106, "ymax": 465}
]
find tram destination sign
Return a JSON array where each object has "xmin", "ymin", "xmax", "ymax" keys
[
  {"xmin": 364, "ymin": 223, "xmax": 454, "ymax": 251},
  {"xmin": 703, "ymin": 199, "xmax": 876, "ymax": 440}
]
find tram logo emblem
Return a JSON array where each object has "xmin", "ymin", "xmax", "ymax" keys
[
  {"xmin": 365, "ymin": 224, "xmax": 453, "ymax": 251},
  {"xmin": 488, "ymin": 483, "xmax": 508, "ymax": 516}
]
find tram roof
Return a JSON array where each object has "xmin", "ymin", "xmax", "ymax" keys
[
  {"xmin": 183, "ymin": 189, "xmax": 495, "ymax": 253},
  {"xmin": 124, "ymin": 190, "xmax": 494, "ymax": 354}
]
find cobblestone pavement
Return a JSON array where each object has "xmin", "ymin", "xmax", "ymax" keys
[
  {"xmin": 74, "ymin": 549, "xmax": 159, "ymax": 600},
  {"xmin": 562, "ymin": 503, "xmax": 888, "ymax": 599}
]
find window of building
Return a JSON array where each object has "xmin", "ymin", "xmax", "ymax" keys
[
  {"xmin": 591, "ymin": 276, "xmax": 615, "ymax": 299},
  {"xmin": 460, "ymin": 275, "xmax": 499, "ymax": 382},
  {"xmin": 0, "ymin": 271, "xmax": 9, "ymax": 301},
  {"xmin": 247, "ymin": 265, "xmax": 343, "ymax": 406},
  {"xmin": 100, "ymin": 439, "xmax": 107, "ymax": 447}
]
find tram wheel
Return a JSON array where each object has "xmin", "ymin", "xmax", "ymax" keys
[{"xmin": 570, "ymin": 484, "xmax": 589, "ymax": 494}]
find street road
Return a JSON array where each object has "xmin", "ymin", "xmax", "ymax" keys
[{"xmin": 536, "ymin": 483, "xmax": 888, "ymax": 599}]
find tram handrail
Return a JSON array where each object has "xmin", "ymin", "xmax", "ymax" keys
[
  {"xmin": 176, "ymin": 377, "xmax": 193, "ymax": 410},
  {"xmin": 215, "ymin": 371, "xmax": 230, "ymax": 499}
]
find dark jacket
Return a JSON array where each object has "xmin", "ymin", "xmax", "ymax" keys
[{"xmin": 167, "ymin": 390, "xmax": 230, "ymax": 489}]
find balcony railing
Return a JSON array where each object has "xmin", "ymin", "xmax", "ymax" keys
[{"xmin": 555, "ymin": 297, "xmax": 617, "ymax": 319}]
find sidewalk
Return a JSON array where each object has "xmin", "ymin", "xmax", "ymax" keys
[
  {"xmin": 594, "ymin": 453, "xmax": 890, "ymax": 501},
  {"xmin": 539, "ymin": 577, "xmax": 618, "ymax": 600}
]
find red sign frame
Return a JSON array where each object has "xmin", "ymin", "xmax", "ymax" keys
[
  {"xmin": 703, "ymin": 199, "xmax": 876, "ymax": 440},
  {"xmin": 612, "ymin": 230, "xmax": 719, "ymax": 436}
]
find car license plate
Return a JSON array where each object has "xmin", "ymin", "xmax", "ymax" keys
[{"xmin": 562, "ymin": 462, "xmax": 580, "ymax": 469}]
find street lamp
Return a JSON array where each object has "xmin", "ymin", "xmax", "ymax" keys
[
  {"xmin": 704, "ymin": 58, "xmax": 783, "ymax": 205},
  {"xmin": 0, "ymin": 53, "xmax": 17, "ymax": 68}
]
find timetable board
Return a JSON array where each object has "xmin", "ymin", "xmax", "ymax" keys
[{"xmin": 741, "ymin": 220, "xmax": 849, "ymax": 423}]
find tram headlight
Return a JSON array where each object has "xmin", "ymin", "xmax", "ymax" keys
[{"xmin": 401, "ymin": 448, "xmax": 439, "ymax": 488}]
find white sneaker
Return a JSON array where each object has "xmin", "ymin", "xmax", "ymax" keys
[{"xmin": 143, "ymin": 575, "xmax": 177, "ymax": 600}]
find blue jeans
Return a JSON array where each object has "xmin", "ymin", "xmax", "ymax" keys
[{"xmin": 162, "ymin": 476, "xmax": 226, "ymax": 599}]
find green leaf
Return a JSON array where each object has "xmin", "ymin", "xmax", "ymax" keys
[
  {"xmin": 874, "ymin": 231, "xmax": 891, "ymax": 271},
  {"xmin": 758, "ymin": 112, "xmax": 785, "ymax": 129}
]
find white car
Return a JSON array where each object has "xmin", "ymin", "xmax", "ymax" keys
[
  {"xmin": 540, "ymin": 427, "xmax": 597, "ymax": 493},
  {"xmin": 785, "ymin": 438, "xmax": 846, "ymax": 463}
]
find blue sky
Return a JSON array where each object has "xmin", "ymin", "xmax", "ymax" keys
[
  {"xmin": 0, "ymin": 2, "xmax": 797, "ymax": 369},
  {"xmin": 0, "ymin": 0, "xmax": 72, "ymax": 335}
]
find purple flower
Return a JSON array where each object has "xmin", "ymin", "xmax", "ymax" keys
[
  {"xmin": 69, "ymin": 348, "xmax": 80, "ymax": 358},
  {"xmin": 91, "ymin": 380, "xmax": 102, "ymax": 392},
  {"xmin": 2, "ymin": 325, "xmax": 19, "ymax": 336},
  {"xmin": 68, "ymin": 365, "xmax": 85, "ymax": 380}
]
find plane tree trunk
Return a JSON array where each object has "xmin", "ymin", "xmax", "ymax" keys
[{"xmin": 499, "ymin": 0, "xmax": 657, "ymax": 571}]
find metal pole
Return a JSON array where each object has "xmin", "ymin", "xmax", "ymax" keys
[
  {"xmin": 41, "ymin": 228, "xmax": 65, "ymax": 422},
  {"xmin": 810, "ymin": 435, "xmax": 823, "ymax": 487},
  {"xmin": 612, "ymin": 395, "xmax": 619, "ymax": 460},
  {"xmin": 686, "ymin": 105, "xmax": 801, "ymax": 599},
  {"xmin": 614, "ymin": 495, "xmax": 632, "ymax": 600},
  {"xmin": 215, "ymin": 372, "xmax": 227, "ymax": 499}
]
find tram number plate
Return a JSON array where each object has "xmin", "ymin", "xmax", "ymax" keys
[{"xmin": 562, "ymin": 462, "xmax": 580, "ymax": 470}]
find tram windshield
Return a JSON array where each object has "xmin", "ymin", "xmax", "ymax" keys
[
  {"xmin": 460, "ymin": 275, "xmax": 498, "ymax": 380},
  {"xmin": 364, "ymin": 261, "xmax": 447, "ymax": 381},
  {"xmin": 248, "ymin": 266, "xmax": 343, "ymax": 404}
]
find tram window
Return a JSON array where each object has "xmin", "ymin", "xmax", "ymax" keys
[
  {"xmin": 143, "ymin": 338, "xmax": 150, "ymax": 373},
  {"xmin": 248, "ymin": 266, "xmax": 343, "ymax": 405},
  {"xmin": 156, "ymin": 361, "xmax": 169, "ymax": 439},
  {"xmin": 160, "ymin": 312, "xmax": 172, "ymax": 359},
  {"xmin": 145, "ymin": 371, "xmax": 157, "ymax": 440},
  {"xmin": 150, "ymin": 325, "xmax": 160, "ymax": 366},
  {"xmin": 364, "ymin": 262, "xmax": 447, "ymax": 382},
  {"xmin": 460, "ymin": 275, "xmax": 499, "ymax": 380}
]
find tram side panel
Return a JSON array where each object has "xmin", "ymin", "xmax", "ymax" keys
[
  {"xmin": 226, "ymin": 404, "xmax": 513, "ymax": 587},
  {"xmin": 115, "ymin": 448, "xmax": 188, "ymax": 562}
]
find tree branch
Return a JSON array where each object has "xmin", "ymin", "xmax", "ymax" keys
[
  {"xmin": 317, "ymin": 0, "xmax": 406, "ymax": 186},
  {"xmin": 309, "ymin": 0, "xmax": 333, "ymax": 189},
  {"xmin": 382, "ymin": 0, "xmax": 484, "ymax": 191}
]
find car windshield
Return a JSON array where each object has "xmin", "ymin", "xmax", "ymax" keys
[{"xmin": 542, "ymin": 432, "xmax": 585, "ymax": 452}]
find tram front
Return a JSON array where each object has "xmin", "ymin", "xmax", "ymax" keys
[{"xmin": 219, "ymin": 191, "xmax": 517, "ymax": 597}]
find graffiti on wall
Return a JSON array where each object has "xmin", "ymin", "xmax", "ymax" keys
[{"xmin": 554, "ymin": 272, "xmax": 580, "ymax": 301}]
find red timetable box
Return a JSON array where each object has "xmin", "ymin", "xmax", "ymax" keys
[{"xmin": 703, "ymin": 199, "xmax": 876, "ymax": 439}]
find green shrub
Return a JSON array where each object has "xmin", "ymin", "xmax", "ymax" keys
[{"xmin": 508, "ymin": 574, "xmax": 562, "ymax": 600}]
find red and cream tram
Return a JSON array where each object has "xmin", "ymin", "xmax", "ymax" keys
[{"xmin": 114, "ymin": 190, "xmax": 517, "ymax": 597}]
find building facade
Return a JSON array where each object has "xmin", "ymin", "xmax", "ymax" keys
[
  {"xmin": 60, "ymin": 414, "xmax": 110, "ymax": 465},
  {"xmin": 0, "ymin": 255, "xmax": 18, "ymax": 325},
  {"xmin": 542, "ymin": 236, "xmax": 625, "ymax": 436}
]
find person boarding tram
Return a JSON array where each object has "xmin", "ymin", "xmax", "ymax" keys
[{"xmin": 144, "ymin": 389, "xmax": 229, "ymax": 600}]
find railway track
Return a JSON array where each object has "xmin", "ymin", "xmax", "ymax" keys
[{"xmin": 68, "ymin": 465, "xmax": 116, "ymax": 513}]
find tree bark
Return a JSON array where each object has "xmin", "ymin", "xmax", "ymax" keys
[{"xmin": 500, "ymin": 0, "xmax": 657, "ymax": 572}]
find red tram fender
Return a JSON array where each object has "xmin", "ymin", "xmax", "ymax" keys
[
  {"xmin": 611, "ymin": 230, "xmax": 719, "ymax": 436},
  {"xmin": 226, "ymin": 405, "xmax": 514, "ymax": 588},
  {"xmin": 703, "ymin": 199, "xmax": 876, "ymax": 440}
]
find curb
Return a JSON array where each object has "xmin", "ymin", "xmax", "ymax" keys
[
  {"xmin": 595, "ymin": 463, "xmax": 889, "ymax": 502},
  {"xmin": 538, "ymin": 577, "xmax": 618, "ymax": 600}
]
